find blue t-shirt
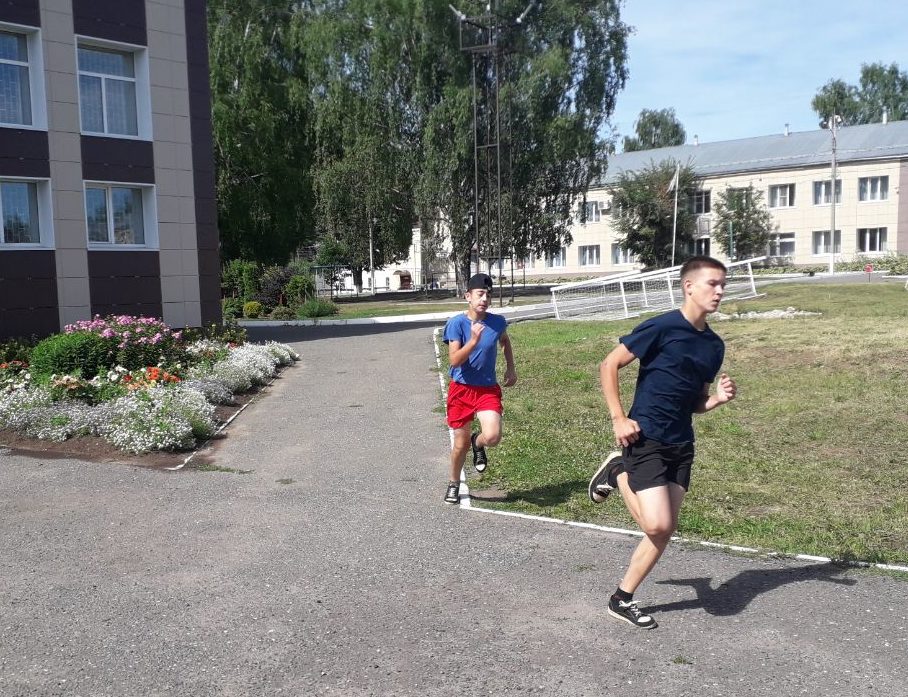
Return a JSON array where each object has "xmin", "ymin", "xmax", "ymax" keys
[
  {"xmin": 443, "ymin": 312, "xmax": 508, "ymax": 386},
  {"xmin": 620, "ymin": 309, "xmax": 725, "ymax": 444}
]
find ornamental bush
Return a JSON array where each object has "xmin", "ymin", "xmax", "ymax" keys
[
  {"xmin": 64, "ymin": 315, "xmax": 186, "ymax": 372},
  {"xmin": 297, "ymin": 298, "xmax": 338, "ymax": 318},
  {"xmin": 243, "ymin": 301, "xmax": 263, "ymax": 319},
  {"xmin": 29, "ymin": 331, "xmax": 113, "ymax": 380}
]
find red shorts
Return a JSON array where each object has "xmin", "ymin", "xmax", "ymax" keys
[{"xmin": 446, "ymin": 382, "xmax": 503, "ymax": 429}]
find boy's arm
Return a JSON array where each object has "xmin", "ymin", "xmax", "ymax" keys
[
  {"xmin": 600, "ymin": 343, "xmax": 641, "ymax": 447},
  {"xmin": 499, "ymin": 331, "xmax": 517, "ymax": 386},
  {"xmin": 693, "ymin": 373, "xmax": 737, "ymax": 413},
  {"xmin": 447, "ymin": 320, "xmax": 484, "ymax": 367}
]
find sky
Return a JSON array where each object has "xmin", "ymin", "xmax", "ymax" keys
[{"xmin": 608, "ymin": 0, "xmax": 908, "ymax": 148}]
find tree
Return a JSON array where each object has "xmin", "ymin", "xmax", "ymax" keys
[
  {"xmin": 413, "ymin": 0, "xmax": 630, "ymax": 285},
  {"xmin": 304, "ymin": 1, "xmax": 418, "ymax": 292},
  {"xmin": 711, "ymin": 185, "xmax": 773, "ymax": 261},
  {"xmin": 208, "ymin": 1, "xmax": 315, "ymax": 265},
  {"xmin": 812, "ymin": 62, "xmax": 908, "ymax": 125},
  {"xmin": 609, "ymin": 160, "xmax": 698, "ymax": 269},
  {"xmin": 622, "ymin": 108, "xmax": 686, "ymax": 152}
]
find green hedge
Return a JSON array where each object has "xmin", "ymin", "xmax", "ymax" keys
[{"xmin": 29, "ymin": 331, "xmax": 113, "ymax": 380}]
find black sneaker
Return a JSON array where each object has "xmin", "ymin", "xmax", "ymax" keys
[
  {"xmin": 444, "ymin": 481, "xmax": 460, "ymax": 504},
  {"xmin": 588, "ymin": 451, "xmax": 623, "ymax": 503},
  {"xmin": 607, "ymin": 597, "xmax": 657, "ymax": 629},
  {"xmin": 471, "ymin": 432, "xmax": 488, "ymax": 473}
]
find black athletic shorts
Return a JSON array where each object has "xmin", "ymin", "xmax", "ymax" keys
[{"xmin": 622, "ymin": 436, "xmax": 695, "ymax": 493}]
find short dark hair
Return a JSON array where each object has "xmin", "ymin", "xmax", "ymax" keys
[{"xmin": 680, "ymin": 256, "xmax": 726, "ymax": 280}]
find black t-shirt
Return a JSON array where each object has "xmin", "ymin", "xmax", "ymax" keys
[{"xmin": 620, "ymin": 309, "xmax": 725, "ymax": 444}]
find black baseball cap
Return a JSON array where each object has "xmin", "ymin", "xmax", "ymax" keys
[{"xmin": 467, "ymin": 273, "xmax": 493, "ymax": 291}]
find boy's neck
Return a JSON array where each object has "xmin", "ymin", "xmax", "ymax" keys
[
  {"xmin": 467, "ymin": 308, "xmax": 487, "ymax": 321},
  {"xmin": 679, "ymin": 302, "xmax": 708, "ymax": 330}
]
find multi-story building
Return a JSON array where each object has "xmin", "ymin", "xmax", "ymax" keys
[
  {"xmin": 0, "ymin": 0, "xmax": 218, "ymax": 341},
  {"xmin": 522, "ymin": 119, "xmax": 908, "ymax": 280}
]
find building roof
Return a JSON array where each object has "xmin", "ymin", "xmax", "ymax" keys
[{"xmin": 600, "ymin": 119, "xmax": 908, "ymax": 185}]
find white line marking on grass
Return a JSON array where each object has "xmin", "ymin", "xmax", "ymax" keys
[{"xmin": 429, "ymin": 328, "xmax": 908, "ymax": 574}]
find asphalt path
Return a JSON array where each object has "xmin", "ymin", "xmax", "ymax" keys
[{"xmin": 1, "ymin": 322, "xmax": 906, "ymax": 696}]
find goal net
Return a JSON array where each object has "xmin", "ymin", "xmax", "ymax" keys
[{"xmin": 550, "ymin": 257, "xmax": 764, "ymax": 321}]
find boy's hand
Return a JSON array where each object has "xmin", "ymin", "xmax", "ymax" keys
[
  {"xmin": 470, "ymin": 321, "xmax": 485, "ymax": 341},
  {"xmin": 715, "ymin": 373, "xmax": 737, "ymax": 404},
  {"xmin": 612, "ymin": 416, "xmax": 641, "ymax": 448},
  {"xmin": 503, "ymin": 368, "xmax": 517, "ymax": 387}
]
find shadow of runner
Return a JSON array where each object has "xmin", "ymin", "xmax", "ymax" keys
[
  {"xmin": 648, "ymin": 562, "xmax": 857, "ymax": 616},
  {"xmin": 470, "ymin": 479, "xmax": 588, "ymax": 506}
]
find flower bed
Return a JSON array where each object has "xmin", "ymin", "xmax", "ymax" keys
[{"xmin": 0, "ymin": 316, "xmax": 298, "ymax": 455}]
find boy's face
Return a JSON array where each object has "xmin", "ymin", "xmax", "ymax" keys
[
  {"xmin": 683, "ymin": 267, "xmax": 727, "ymax": 313},
  {"xmin": 465, "ymin": 288, "xmax": 491, "ymax": 313}
]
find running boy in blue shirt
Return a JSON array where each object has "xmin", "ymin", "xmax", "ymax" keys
[
  {"xmin": 588, "ymin": 256, "xmax": 737, "ymax": 629},
  {"xmin": 442, "ymin": 273, "xmax": 517, "ymax": 504}
]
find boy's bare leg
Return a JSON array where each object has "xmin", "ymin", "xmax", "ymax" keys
[
  {"xmin": 449, "ymin": 427, "xmax": 471, "ymax": 482},
  {"xmin": 474, "ymin": 410, "xmax": 502, "ymax": 448},
  {"xmin": 618, "ymin": 483, "xmax": 686, "ymax": 594}
]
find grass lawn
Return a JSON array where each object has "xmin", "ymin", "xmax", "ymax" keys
[{"xmin": 444, "ymin": 282, "xmax": 908, "ymax": 566}]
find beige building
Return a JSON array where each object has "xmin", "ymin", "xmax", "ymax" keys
[{"xmin": 520, "ymin": 119, "xmax": 908, "ymax": 280}]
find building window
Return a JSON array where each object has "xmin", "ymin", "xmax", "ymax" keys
[
  {"xmin": 0, "ymin": 27, "xmax": 45, "ymax": 129},
  {"xmin": 611, "ymin": 244, "xmax": 636, "ymax": 265},
  {"xmin": 85, "ymin": 184, "xmax": 149, "ymax": 245},
  {"xmin": 578, "ymin": 245, "xmax": 600, "ymax": 266},
  {"xmin": 769, "ymin": 184, "xmax": 795, "ymax": 208},
  {"xmin": 813, "ymin": 179, "xmax": 841, "ymax": 205},
  {"xmin": 687, "ymin": 238, "xmax": 710, "ymax": 256},
  {"xmin": 77, "ymin": 43, "xmax": 150, "ymax": 138},
  {"xmin": 689, "ymin": 190, "xmax": 711, "ymax": 214},
  {"xmin": 858, "ymin": 176, "xmax": 888, "ymax": 202},
  {"xmin": 857, "ymin": 227, "xmax": 887, "ymax": 253},
  {"xmin": 521, "ymin": 254, "xmax": 535, "ymax": 269},
  {"xmin": 768, "ymin": 232, "xmax": 795, "ymax": 259},
  {"xmin": 583, "ymin": 201, "xmax": 601, "ymax": 223},
  {"xmin": 545, "ymin": 246, "xmax": 567, "ymax": 268},
  {"xmin": 1, "ymin": 180, "xmax": 40, "ymax": 244},
  {"xmin": 812, "ymin": 229, "xmax": 841, "ymax": 255}
]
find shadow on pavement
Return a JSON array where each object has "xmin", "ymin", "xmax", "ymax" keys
[
  {"xmin": 649, "ymin": 561, "xmax": 857, "ymax": 616},
  {"xmin": 469, "ymin": 479, "xmax": 587, "ymax": 506},
  {"xmin": 244, "ymin": 321, "xmax": 444, "ymax": 343}
]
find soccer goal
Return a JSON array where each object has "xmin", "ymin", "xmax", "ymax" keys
[{"xmin": 550, "ymin": 257, "xmax": 765, "ymax": 321}]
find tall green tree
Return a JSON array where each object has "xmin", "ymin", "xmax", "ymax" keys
[
  {"xmin": 711, "ymin": 185, "xmax": 773, "ymax": 261},
  {"xmin": 414, "ymin": 0, "xmax": 630, "ymax": 284},
  {"xmin": 812, "ymin": 62, "xmax": 908, "ymax": 125},
  {"xmin": 208, "ymin": 1, "xmax": 315, "ymax": 264},
  {"xmin": 622, "ymin": 108, "xmax": 686, "ymax": 152},
  {"xmin": 610, "ymin": 160, "xmax": 698, "ymax": 269},
  {"xmin": 304, "ymin": 0, "xmax": 418, "ymax": 292}
]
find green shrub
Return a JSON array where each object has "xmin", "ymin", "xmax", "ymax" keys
[
  {"xmin": 243, "ymin": 301, "xmax": 263, "ymax": 319},
  {"xmin": 270, "ymin": 305, "xmax": 295, "ymax": 320},
  {"xmin": 180, "ymin": 322, "xmax": 247, "ymax": 346},
  {"xmin": 29, "ymin": 331, "xmax": 113, "ymax": 380},
  {"xmin": 297, "ymin": 299, "xmax": 338, "ymax": 318},
  {"xmin": 222, "ymin": 297, "xmax": 243, "ymax": 321},
  {"xmin": 255, "ymin": 265, "xmax": 294, "ymax": 310},
  {"xmin": 284, "ymin": 274, "xmax": 316, "ymax": 306},
  {"xmin": 0, "ymin": 337, "xmax": 36, "ymax": 363},
  {"xmin": 221, "ymin": 259, "xmax": 261, "ymax": 301}
]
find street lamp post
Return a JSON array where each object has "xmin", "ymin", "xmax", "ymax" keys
[
  {"xmin": 821, "ymin": 114, "xmax": 842, "ymax": 275},
  {"xmin": 368, "ymin": 217, "xmax": 376, "ymax": 294}
]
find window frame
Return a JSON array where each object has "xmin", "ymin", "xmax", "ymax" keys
[
  {"xmin": 577, "ymin": 244, "xmax": 600, "ymax": 267},
  {"xmin": 75, "ymin": 37, "xmax": 152, "ymax": 140},
  {"xmin": 545, "ymin": 246, "xmax": 567, "ymax": 268},
  {"xmin": 83, "ymin": 180, "xmax": 158, "ymax": 249},
  {"xmin": 858, "ymin": 176, "xmax": 888, "ymax": 202},
  {"xmin": 768, "ymin": 184, "xmax": 795, "ymax": 208},
  {"xmin": 768, "ymin": 232, "xmax": 795, "ymax": 259},
  {"xmin": 0, "ymin": 176, "xmax": 53, "ymax": 248},
  {"xmin": 812, "ymin": 179, "xmax": 841, "ymax": 205},
  {"xmin": 582, "ymin": 201, "xmax": 601, "ymax": 223},
  {"xmin": 857, "ymin": 227, "xmax": 887, "ymax": 254},
  {"xmin": 0, "ymin": 22, "xmax": 46, "ymax": 130},
  {"xmin": 811, "ymin": 229, "xmax": 841, "ymax": 256},
  {"xmin": 689, "ymin": 189, "xmax": 711, "ymax": 215},
  {"xmin": 611, "ymin": 244, "xmax": 636, "ymax": 266}
]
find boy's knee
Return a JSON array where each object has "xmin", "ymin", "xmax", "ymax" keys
[
  {"xmin": 642, "ymin": 521, "xmax": 675, "ymax": 542},
  {"xmin": 482, "ymin": 431, "xmax": 502, "ymax": 447}
]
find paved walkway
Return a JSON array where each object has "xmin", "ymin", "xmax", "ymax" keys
[{"xmin": 1, "ymin": 323, "xmax": 906, "ymax": 696}]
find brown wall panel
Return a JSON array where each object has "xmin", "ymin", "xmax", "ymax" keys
[
  {"xmin": 81, "ymin": 136, "xmax": 154, "ymax": 184},
  {"xmin": 0, "ymin": 249, "xmax": 58, "ymax": 339},
  {"xmin": 0, "ymin": 128, "xmax": 50, "ymax": 178},
  {"xmin": 72, "ymin": 0, "xmax": 146, "ymax": 46},
  {"xmin": 87, "ymin": 250, "xmax": 162, "ymax": 319},
  {"xmin": 0, "ymin": 0, "xmax": 40, "ymax": 27}
]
